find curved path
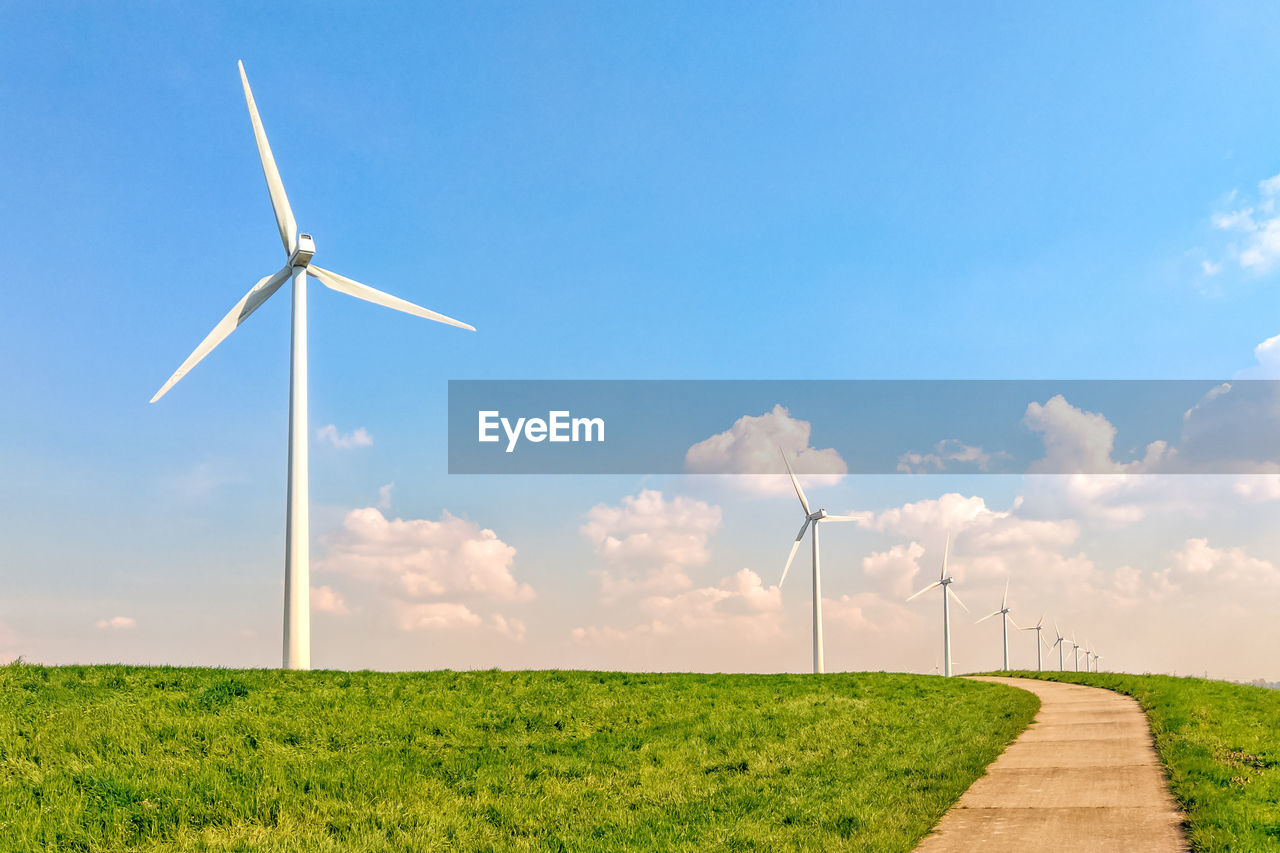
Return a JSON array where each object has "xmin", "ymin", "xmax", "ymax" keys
[{"xmin": 914, "ymin": 676, "xmax": 1187, "ymax": 852}]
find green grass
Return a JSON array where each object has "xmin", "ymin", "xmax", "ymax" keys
[
  {"xmin": 0, "ymin": 664, "xmax": 1037, "ymax": 852},
  {"xmin": 1002, "ymin": 671, "xmax": 1280, "ymax": 851}
]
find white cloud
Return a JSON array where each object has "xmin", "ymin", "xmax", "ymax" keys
[
  {"xmin": 318, "ymin": 507, "xmax": 532, "ymax": 637},
  {"xmin": 897, "ymin": 439, "xmax": 1006, "ymax": 473},
  {"xmin": 1024, "ymin": 395, "xmax": 1167, "ymax": 474},
  {"xmin": 581, "ymin": 490, "xmax": 722, "ymax": 598},
  {"xmin": 1237, "ymin": 334, "xmax": 1280, "ymax": 379},
  {"xmin": 95, "ymin": 616, "xmax": 136, "ymax": 630},
  {"xmin": 572, "ymin": 568, "xmax": 784, "ymax": 644},
  {"xmin": 1201, "ymin": 260, "xmax": 1222, "ymax": 276},
  {"xmin": 1206, "ymin": 173, "xmax": 1280, "ymax": 274},
  {"xmin": 396, "ymin": 602, "xmax": 483, "ymax": 631},
  {"xmin": 311, "ymin": 585, "xmax": 349, "ymax": 615},
  {"xmin": 377, "ymin": 482, "xmax": 394, "ymax": 510},
  {"xmin": 1234, "ymin": 475, "xmax": 1280, "ymax": 502},
  {"xmin": 684, "ymin": 404, "xmax": 847, "ymax": 494},
  {"xmin": 860, "ymin": 542, "xmax": 925, "ymax": 598},
  {"xmin": 316, "ymin": 425, "xmax": 373, "ymax": 450},
  {"xmin": 823, "ymin": 592, "xmax": 916, "ymax": 634},
  {"xmin": 1167, "ymin": 538, "xmax": 1280, "ymax": 586}
]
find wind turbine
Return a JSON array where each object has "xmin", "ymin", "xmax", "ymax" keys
[
  {"xmin": 1071, "ymin": 635, "xmax": 1082, "ymax": 672},
  {"xmin": 1018, "ymin": 610, "xmax": 1048, "ymax": 672},
  {"xmin": 1050, "ymin": 622, "xmax": 1067, "ymax": 671},
  {"xmin": 907, "ymin": 533, "xmax": 969, "ymax": 677},
  {"xmin": 777, "ymin": 449, "xmax": 862, "ymax": 674},
  {"xmin": 150, "ymin": 62, "xmax": 474, "ymax": 670},
  {"xmin": 975, "ymin": 579, "xmax": 1018, "ymax": 671}
]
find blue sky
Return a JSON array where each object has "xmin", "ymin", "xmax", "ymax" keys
[{"xmin": 4, "ymin": 3, "xmax": 1280, "ymax": 677}]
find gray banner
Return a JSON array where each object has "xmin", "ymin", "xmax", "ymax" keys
[{"xmin": 447, "ymin": 380, "xmax": 1280, "ymax": 475}]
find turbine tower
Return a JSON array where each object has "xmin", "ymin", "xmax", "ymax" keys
[
  {"xmin": 1071, "ymin": 635, "xmax": 1082, "ymax": 671},
  {"xmin": 907, "ymin": 532, "xmax": 969, "ymax": 677},
  {"xmin": 976, "ymin": 579, "xmax": 1018, "ymax": 671},
  {"xmin": 777, "ymin": 449, "xmax": 862, "ymax": 674},
  {"xmin": 151, "ymin": 62, "xmax": 474, "ymax": 670},
  {"xmin": 1050, "ymin": 622, "xmax": 1067, "ymax": 671},
  {"xmin": 1018, "ymin": 610, "xmax": 1048, "ymax": 672}
]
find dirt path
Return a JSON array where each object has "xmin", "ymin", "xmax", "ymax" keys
[{"xmin": 913, "ymin": 676, "xmax": 1187, "ymax": 852}]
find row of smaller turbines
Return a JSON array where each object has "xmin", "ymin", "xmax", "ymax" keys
[
  {"xmin": 776, "ymin": 448, "xmax": 1105, "ymax": 676},
  {"xmin": 919, "ymin": 567, "xmax": 1104, "ymax": 677}
]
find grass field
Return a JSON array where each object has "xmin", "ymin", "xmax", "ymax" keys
[
  {"xmin": 1003, "ymin": 671, "xmax": 1280, "ymax": 851},
  {"xmin": 0, "ymin": 664, "xmax": 1036, "ymax": 852}
]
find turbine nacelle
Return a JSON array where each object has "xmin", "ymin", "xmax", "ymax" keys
[
  {"xmin": 288, "ymin": 233, "xmax": 316, "ymax": 268},
  {"xmin": 808, "ymin": 508, "xmax": 828, "ymax": 521}
]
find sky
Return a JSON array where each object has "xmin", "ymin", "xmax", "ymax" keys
[{"xmin": 4, "ymin": 2, "xmax": 1280, "ymax": 680}]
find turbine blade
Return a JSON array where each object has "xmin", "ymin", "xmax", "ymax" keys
[
  {"xmin": 940, "ymin": 530, "xmax": 951, "ymax": 580},
  {"xmin": 975, "ymin": 610, "xmax": 1000, "ymax": 624},
  {"xmin": 947, "ymin": 586, "xmax": 970, "ymax": 613},
  {"xmin": 778, "ymin": 447, "xmax": 810, "ymax": 515},
  {"xmin": 238, "ymin": 61, "xmax": 298, "ymax": 256},
  {"xmin": 1008, "ymin": 615, "xmax": 1020, "ymax": 630},
  {"xmin": 906, "ymin": 580, "xmax": 942, "ymax": 602},
  {"xmin": 309, "ymin": 265, "xmax": 475, "ymax": 331},
  {"xmin": 779, "ymin": 520, "xmax": 810, "ymax": 588},
  {"xmin": 1037, "ymin": 609, "xmax": 1046, "ymax": 628},
  {"xmin": 818, "ymin": 515, "xmax": 863, "ymax": 522},
  {"xmin": 150, "ymin": 266, "xmax": 292, "ymax": 402},
  {"xmin": 1001, "ymin": 579, "xmax": 1009, "ymax": 609}
]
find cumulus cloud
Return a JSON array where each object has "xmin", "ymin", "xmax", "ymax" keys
[
  {"xmin": 854, "ymin": 492, "xmax": 1084, "ymax": 589},
  {"xmin": 897, "ymin": 439, "xmax": 1007, "ymax": 474},
  {"xmin": 860, "ymin": 542, "xmax": 926, "ymax": 598},
  {"xmin": 322, "ymin": 508, "xmax": 530, "ymax": 602},
  {"xmin": 823, "ymin": 592, "xmax": 916, "ymax": 634},
  {"xmin": 1024, "ymin": 395, "xmax": 1169, "ymax": 474},
  {"xmin": 1205, "ymin": 173, "xmax": 1280, "ymax": 274},
  {"xmin": 581, "ymin": 489, "xmax": 722, "ymax": 598},
  {"xmin": 318, "ymin": 507, "xmax": 531, "ymax": 637},
  {"xmin": 572, "ymin": 568, "xmax": 783, "ymax": 643},
  {"xmin": 316, "ymin": 425, "xmax": 373, "ymax": 450},
  {"xmin": 95, "ymin": 616, "xmax": 136, "ymax": 630},
  {"xmin": 684, "ymin": 404, "xmax": 847, "ymax": 494},
  {"xmin": 311, "ymin": 585, "xmax": 349, "ymax": 615},
  {"xmin": 397, "ymin": 602, "xmax": 483, "ymax": 631},
  {"xmin": 1166, "ymin": 538, "xmax": 1280, "ymax": 587}
]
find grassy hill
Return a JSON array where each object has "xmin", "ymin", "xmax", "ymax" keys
[
  {"xmin": 0, "ymin": 665, "xmax": 1036, "ymax": 851},
  {"xmin": 1002, "ymin": 672, "xmax": 1280, "ymax": 851}
]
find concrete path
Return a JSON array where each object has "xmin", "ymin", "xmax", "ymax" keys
[{"xmin": 913, "ymin": 676, "xmax": 1187, "ymax": 852}]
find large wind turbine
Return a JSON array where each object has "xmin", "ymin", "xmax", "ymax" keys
[
  {"xmin": 777, "ymin": 448, "xmax": 861, "ymax": 674},
  {"xmin": 975, "ymin": 580, "xmax": 1018, "ymax": 671},
  {"xmin": 151, "ymin": 62, "xmax": 474, "ymax": 670},
  {"xmin": 1018, "ymin": 610, "xmax": 1048, "ymax": 672},
  {"xmin": 907, "ymin": 533, "xmax": 969, "ymax": 677}
]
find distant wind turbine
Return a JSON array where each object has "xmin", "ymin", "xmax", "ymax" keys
[
  {"xmin": 975, "ymin": 579, "xmax": 1018, "ymax": 671},
  {"xmin": 776, "ymin": 448, "xmax": 862, "ymax": 674},
  {"xmin": 1071, "ymin": 635, "xmax": 1082, "ymax": 672},
  {"xmin": 150, "ymin": 62, "xmax": 475, "ymax": 670},
  {"xmin": 1050, "ymin": 622, "xmax": 1067, "ymax": 671},
  {"xmin": 907, "ymin": 532, "xmax": 969, "ymax": 677},
  {"xmin": 1018, "ymin": 610, "xmax": 1048, "ymax": 672}
]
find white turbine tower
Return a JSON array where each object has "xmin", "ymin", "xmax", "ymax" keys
[
  {"xmin": 907, "ymin": 533, "xmax": 969, "ymax": 677},
  {"xmin": 1071, "ymin": 635, "xmax": 1082, "ymax": 672},
  {"xmin": 1018, "ymin": 610, "xmax": 1048, "ymax": 672},
  {"xmin": 151, "ymin": 62, "xmax": 474, "ymax": 670},
  {"xmin": 776, "ymin": 448, "xmax": 862, "ymax": 674},
  {"xmin": 1050, "ymin": 622, "xmax": 1067, "ymax": 671},
  {"xmin": 975, "ymin": 579, "xmax": 1018, "ymax": 671}
]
